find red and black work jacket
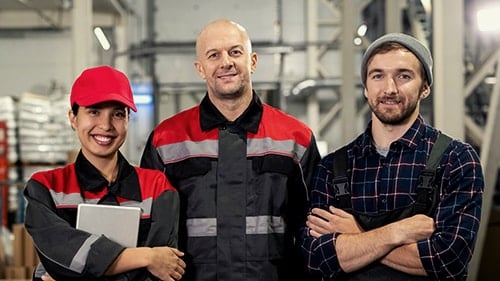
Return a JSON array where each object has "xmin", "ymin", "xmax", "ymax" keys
[
  {"xmin": 140, "ymin": 92, "xmax": 321, "ymax": 281},
  {"xmin": 24, "ymin": 151, "xmax": 179, "ymax": 281}
]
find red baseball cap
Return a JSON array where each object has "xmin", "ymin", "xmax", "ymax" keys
[{"xmin": 70, "ymin": 65, "xmax": 137, "ymax": 112}]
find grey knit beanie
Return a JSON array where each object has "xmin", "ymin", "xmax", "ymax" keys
[{"xmin": 361, "ymin": 33, "xmax": 433, "ymax": 87}]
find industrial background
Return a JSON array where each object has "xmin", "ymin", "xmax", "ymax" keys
[{"xmin": 0, "ymin": 0, "xmax": 498, "ymax": 280}]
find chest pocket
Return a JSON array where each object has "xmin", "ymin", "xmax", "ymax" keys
[
  {"xmin": 250, "ymin": 155, "xmax": 298, "ymax": 211},
  {"xmin": 166, "ymin": 157, "xmax": 212, "ymax": 181},
  {"xmin": 252, "ymin": 154, "xmax": 296, "ymax": 175}
]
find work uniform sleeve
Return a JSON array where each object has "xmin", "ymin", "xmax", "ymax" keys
[
  {"xmin": 24, "ymin": 179, "xmax": 125, "ymax": 281},
  {"xmin": 287, "ymin": 134, "xmax": 322, "ymax": 280},
  {"xmin": 140, "ymin": 131, "xmax": 166, "ymax": 172},
  {"xmin": 300, "ymin": 135, "xmax": 322, "ymax": 191},
  {"xmin": 299, "ymin": 153, "xmax": 342, "ymax": 280},
  {"xmin": 290, "ymin": 134, "xmax": 321, "ymax": 231},
  {"xmin": 288, "ymin": 134, "xmax": 321, "ymax": 233},
  {"xmin": 144, "ymin": 173, "xmax": 180, "ymax": 248},
  {"xmin": 417, "ymin": 142, "xmax": 484, "ymax": 280}
]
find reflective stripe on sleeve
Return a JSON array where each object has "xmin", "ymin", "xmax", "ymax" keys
[{"xmin": 69, "ymin": 235, "xmax": 100, "ymax": 273}]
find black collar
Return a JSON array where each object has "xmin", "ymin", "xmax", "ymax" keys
[
  {"xmin": 74, "ymin": 150, "xmax": 142, "ymax": 202},
  {"xmin": 199, "ymin": 91, "xmax": 263, "ymax": 133}
]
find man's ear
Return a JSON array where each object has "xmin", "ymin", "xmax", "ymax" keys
[
  {"xmin": 194, "ymin": 61, "xmax": 206, "ymax": 80},
  {"xmin": 250, "ymin": 52, "xmax": 258, "ymax": 74},
  {"xmin": 420, "ymin": 84, "xmax": 431, "ymax": 99}
]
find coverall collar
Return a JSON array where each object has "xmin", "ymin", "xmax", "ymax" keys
[
  {"xmin": 199, "ymin": 91, "xmax": 263, "ymax": 134},
  {"xmin": 74, "ymin": 150, "xmax": 142, "ymax": 202}
]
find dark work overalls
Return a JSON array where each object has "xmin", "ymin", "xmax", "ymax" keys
[{"xmin": 332, "ymin": 134, "xmax": 452, "ymax": 281}]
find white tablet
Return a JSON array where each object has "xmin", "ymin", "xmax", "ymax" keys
[{"xmin": 76, "ymin": 203, "xmax": 141, "ymax": 248}]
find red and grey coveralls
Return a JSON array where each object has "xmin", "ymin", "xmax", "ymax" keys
[
  {"xmin": 24, "ymin": 151, "xmax": 180, "ymax": 281},
  {"xmin": 140, "ymin": 93, "xmax": 321, "ymax": 281}
]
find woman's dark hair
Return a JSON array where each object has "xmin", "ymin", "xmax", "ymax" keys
[
  {"xmin": 71, "ymin": 103, "xmax": 79, "ymax": 115},
  {"xmin": 71, "ymin": 103, "xmax": 131, "ymax": 116}
]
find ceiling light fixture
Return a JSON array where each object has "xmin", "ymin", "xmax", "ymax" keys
[
  {"xmin": 93, "ymin": 27, "xmax": 111, "ymax": 50},
  {"xmin": 357, "ymin": 24, "xmax": 367, "ymax": 37},
  {"xmin": 477, "ymin": 5, "xmax": 500, "ymax": 32}
]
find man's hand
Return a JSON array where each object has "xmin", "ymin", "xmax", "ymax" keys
[
  {"xmin": 307, "ymin": 206, "xmax": 363, "ymax": 238},
  {"xmin": 42, "ymin": 246, "xmax": 187, "ymax": 281},
  {"xmin": 391, "ymin": 214, "xmax": 435, "ymax": 245}
]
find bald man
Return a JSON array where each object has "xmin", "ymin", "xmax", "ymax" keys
[{"xmin": 141, "ymin": 19, "xmax": 321, "ymax": 281}]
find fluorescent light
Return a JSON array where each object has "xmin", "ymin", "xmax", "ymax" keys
[
  {"xmin": 93, "ymin": 27, "xmax": 111, "ymax": 50},
  {"xmin": 134, "ymin": 94, "xmax": 153, "ymax": 105},
  {"xmin": 477, "ymin": 5, "xmax": 500, "ymax": 32},
  {"xmin": 353, "ymin": 37, "xmax": 363, "ymax": 46},
  {"xmin": 420, "ymin": 0, "xmax": 432, "ymax": 14},
  {"xmin": 357, "ymin": 24, "xmax": 367, "ymax": 37},
  {"xmin": 484, "ymin": 76, "xmax": 497, "ymax": 85}
]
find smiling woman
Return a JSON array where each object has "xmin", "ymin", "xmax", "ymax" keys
[{"xmin": 23, "ymin": 65, "xmax": 186, "ymax": 281}]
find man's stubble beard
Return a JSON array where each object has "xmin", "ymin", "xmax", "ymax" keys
[{"xmin": 370, "ymin": 98, "xmax": 419, "ymax": 126}]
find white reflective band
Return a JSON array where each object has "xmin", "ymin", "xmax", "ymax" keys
[
  {"xmin": 157, "ymin": 137, "xmax": 307, "ymax": 164},
  {"xmin": 246, "ymin": 216, "xmax": 285, "ymax": 234},
  {"xmin": 70, "ymin": 234, "xmax": 99, "ymax": 273},
  {"xmin": 186, "ymin": 218, "xmax": 217, "ymax": 237},
  {"xmin": 186, "ymin": 216, "xmax": 285, "ymax": 237}
]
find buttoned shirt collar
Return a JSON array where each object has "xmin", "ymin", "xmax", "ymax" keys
[{"xmin": 356, "ymin": 115, "xmax": 427, "ymax": 157}]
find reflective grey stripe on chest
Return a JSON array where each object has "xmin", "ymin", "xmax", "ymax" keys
[{"xmin": 186, "ymin": 216, "xmax": 285, "ymax": 237}]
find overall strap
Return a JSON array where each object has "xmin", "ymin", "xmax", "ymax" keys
[
  {"xmin": 332, "ymin": 133, "xmax": 452, "ymax": 214},
  {"xmin": 414, "ymin": 133, "xmax": 453, "ymax": 215},
  {"xmin": 332, "ymin": 145, "xmax": 352, "ymax": 211}
]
